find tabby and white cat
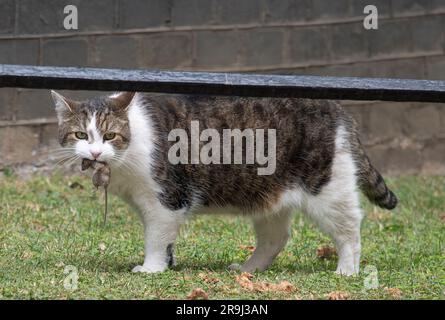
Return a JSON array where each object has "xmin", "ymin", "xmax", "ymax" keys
[{"xmin": 51, "ymin": 91, "xmax": 397, "ymax": 276}]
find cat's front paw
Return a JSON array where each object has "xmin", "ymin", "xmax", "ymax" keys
[
  {"xmin": 131, "ymin": 264, "xmax": 166, "ymax": 273},
  {"xmin": 335, "ymin": 266, "xmax": 358, "ymax": 277}
]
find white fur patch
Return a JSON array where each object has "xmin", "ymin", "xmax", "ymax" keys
[
  {"xmin": 108, "ymin": 94, "xmax": 161, "ymax": 207},
  {"xmin": 269, "ymin": 126, "xmax": 359, "ymax": 213}
]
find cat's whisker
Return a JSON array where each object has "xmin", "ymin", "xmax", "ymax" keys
[
  {"xmin": 56, "ymin": 156, "xmax": 76, "ymax": 166},
  {"xmin": 52, "ymin": 151, "xmax": 78, "ymax": 159},
  {"xmin": 55, "ymin": 154, "xmax": 81, "ymax": 167},
  {"xmin": 48, "ymin": 146, "xmax": 77, "ymax": 152},
  {"xmin": 49, "ymin": 149, "xmax": 78, "ymax": 158},
  {"xmin": 55, "ymin": 156, "xmax": 73, "ymax": 166},
  {"xmin": 51, "ymin": 152, "xmax": 77, "ymax": 159},
  {"xmin": 65, "ymin": 156, "xmax": 81, "ymax": 168},
  {"xmin": 112, "ymin": 155, "xmax": 140, "ymax": 176}
]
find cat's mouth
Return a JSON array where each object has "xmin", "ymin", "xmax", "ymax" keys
[
  {"xmin": 81, "ymin": 158, "xmax": 104, "ymax": 171},
  {"xmin": 80, "ymin": 152, "xmax": 112, "ymax": 164},
  {"xmin": 81, "ymin": 158, "xmax": 111, "ymax": 189}
]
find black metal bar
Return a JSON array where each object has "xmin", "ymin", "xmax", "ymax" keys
[{"xmin": 1, "ymin": 64, "xmax": 445, "ymax": 103}]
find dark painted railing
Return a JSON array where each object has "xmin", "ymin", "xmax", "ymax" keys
[{"xmin": 0, "ymin": 64, "xmax": 444, "ymax": 103}]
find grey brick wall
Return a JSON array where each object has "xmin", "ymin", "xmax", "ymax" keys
[{"xmin": 0, "ymin": 0, "xmax": 445, "ymax": 174}]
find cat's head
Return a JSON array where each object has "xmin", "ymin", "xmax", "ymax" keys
[{"xmin": 51, "ymin": 91, "xmax": 135, "ymax": 163}]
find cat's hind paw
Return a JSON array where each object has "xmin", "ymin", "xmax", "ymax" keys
[{"xmin": 131, "ymin": 264, "xmax": 165, "ymax": 273}]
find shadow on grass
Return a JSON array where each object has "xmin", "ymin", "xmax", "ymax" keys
[{"xmin": 73, "ymin": 255, "xmax": 336, "ymax": 275}]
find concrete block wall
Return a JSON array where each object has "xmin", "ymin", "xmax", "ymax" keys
[{"xmin": 0, "ymin": 0, "xmax": 444, "ymax": 174}]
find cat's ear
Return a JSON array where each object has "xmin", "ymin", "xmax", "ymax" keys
[
  {"xmin": 50, "ymin": 90, "xmax": 79, "ymax": 115},
  {"xmin": 110, "ymin": 92, "xmax": 135, "ymax": 111}
]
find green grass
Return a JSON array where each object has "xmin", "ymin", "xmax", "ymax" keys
[{"xmin": 0, "ymin": 173, "xmax": 444, "ymax": 299}]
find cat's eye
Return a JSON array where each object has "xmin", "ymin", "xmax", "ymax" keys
[
  {"xmin": 75, "ymin": 132, "xmax": 88, "ymax": 140},
  {"xmin": 104, "ymin": 132, "xmax": 116, "ymax": 141}
]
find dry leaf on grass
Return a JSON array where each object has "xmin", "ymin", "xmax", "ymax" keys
[
  {"xmin": 239, "ymin": 245, "xmax": 256, "ymax": 252},
  {"xmin": 273, "ymin": 281, "xmax": 296, "ymax": 293},
  {"xmin": 327, "ymin": 291, "xmax": 349, "ymax": 300},
  {"xmin": 198, "ymin": 272, "xmax": 220, "ymax": 284},
  {"xmin": 31, "ymin": 220, "xmax": 46, "ymax": 232},
  {"xmin": 21, "ymin": 251, "xmax": 33, "ymax": 259},
  {"xmin": 98, "ymin": 243, "xmax": 106, "ymax": 253},
  {"xmin": 316, "ymin": 246, "xmax": 337, "ymax": 259},
  {"xmin": 187, "ymin": 288, "xmax": 209, "ymax": 300},
  {"xmin": 235, "ymin": 272, "xmax": 296, "ymax": 293},
  {"xmin": 440, "ymin": 213, "xmax": 445, "ymax": 223},
  {"xmin": 385, "ymin": 287, "xmax": 403, "ymax": 299},
  {"xmin": 235, "ymin": 272, "xmax": 255, "ymax": 291}
]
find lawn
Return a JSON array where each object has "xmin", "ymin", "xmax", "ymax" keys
[{"xmin": 0, "ymin": 172, "xmax": 444, "ymax": 299}]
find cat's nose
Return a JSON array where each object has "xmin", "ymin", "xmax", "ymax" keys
[{"xmin": 90, "ymin": 151, "xmax": 102, "ymax": 159}]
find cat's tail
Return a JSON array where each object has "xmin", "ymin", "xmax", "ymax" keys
[{"xmin": 354, "ymin": 139, "xmax": 398, "ymax": 210}]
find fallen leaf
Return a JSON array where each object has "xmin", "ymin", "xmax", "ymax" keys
[
  {"xmin": 385, "ymin": 287, "xmax": 403, "ymax": 299},
  {"xmin": 235, "ymin": 272, "xmax": 255, "ymax": 291},
  {"xmin": 251, "ymin": 281, "xmax": 269, "ymax": 292},
  {"xmin": 198, "ymin": 273, "xmax": 220, "ymax": 284},
  {"xmin": 98, "ymin": 243, "xmax": 106, "ymax": 253},
  {"xmin": 239, "ymin": 245, "xmax": 256, "ymax": 252},
  {"xmin": 235, "ymin": 273, "xmax": 296, "ymax": 293},
  {"xmin": 327, "ymin": 291, "xmax": 349, "ymax": 300},
  {"xmin": 274, "ymin": 281, "xmax": 296, "ymax": 293},
  {"xmin": 316, "ymin": 246, "xmax": 337, "ymax": 259},
  {"xmin": 31, "ymin": 220, "xmax": 46, "ymax": 232},
  {"xmin": 21, "ymin": 251, "xmax": 33, "ymax": 259},
  {"xmin": 440, "ymin": 213, "xmax": 445, "ymax": 222},
  {"xmin": 187, "ymin": 288, "xmax": 209, "ymax": 300}
]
